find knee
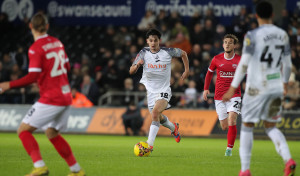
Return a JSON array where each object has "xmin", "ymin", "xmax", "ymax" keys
[
  {"xmin": 221, "ymin": 126, "xmax": 228, "ymax": 131},
  {"xmin": 17, "ymin": 123, "xmax": 35, "ymax": 136},
  {"xmin": 17, "ymin": 128, "xmax": 24, "ymax": 136},
  {"xmin": 151, "ymin": 110, "xmax": 160, "ymax": 121},
  {"xmin": 45, "ymin": 128, "xmax": 59, "ymax": 139},
  {"xmin": 264, "ymin": 121, "xmax": 276, "ymax": 129}
]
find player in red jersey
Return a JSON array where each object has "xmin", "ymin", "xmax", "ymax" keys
[
  {"xmin": 0, "ymin": 13, "xmax": 85, "ymax": 176},
  {"xmin": 203, "ymin": 34, "xmax": 241, "ymax": 156}
]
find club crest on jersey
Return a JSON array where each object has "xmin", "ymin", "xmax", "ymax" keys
[
  {"xmin": 219, "ymin": 71, "xmax": 234, "ymax": 78},
  {"xmin": 232, "ymin": 64, "xmax": 237, "ymax": 69},
  {"xmin": 148, "ymin": 63, "xmax": 166, "ymax": 69},
  {"xmin": 154, "ymin": 55, "xmax": 160, "ymax": 62}
]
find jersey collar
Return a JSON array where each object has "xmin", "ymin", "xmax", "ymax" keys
[
  {"xmin": 150, "ymin": 48, "xmax": 161, "ymax": 54},
  {"xmin": 36, "ymin": 34, "xmax": 48, "ymax": 41},
  {"xmin": 224, "ymin": 53, "xmax": 235, "ymax": 60}
]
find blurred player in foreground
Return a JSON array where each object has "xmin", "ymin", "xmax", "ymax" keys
[
  {"xmin": 203, "ymin": 34, "xmax": 241, "ymax": 157},
  {"xmin": 223, "ymin": 1, "xmax": 296, "ymax": 176},
  {"xmin": 0, "ymin": 13, "xmax": 85, "ymax": 176},
  {"xmin": 129, "ymin": 28, "xmax": 189, "ymax": 152}
]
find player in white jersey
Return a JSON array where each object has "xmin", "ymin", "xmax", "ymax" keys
[
  {"xmin": 223, "ymin": 2, "xmax": 296, "ymax": 176},
  {"xmin": 129, "ymin": 28, "xmax": 189, "ymax": 151}
]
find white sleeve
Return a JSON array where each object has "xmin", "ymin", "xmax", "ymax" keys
[
  {"xmin": 282, "ymin": 54, "xmax": 292, "ymax": 83},
  {"xmin": 231, "ymin": 53, "xmax": 251, "ymax": 88}
]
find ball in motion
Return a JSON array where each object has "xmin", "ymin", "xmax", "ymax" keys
[{"xmin": 134, "ymin": 142, "xmax": 151, "ymax": 157}]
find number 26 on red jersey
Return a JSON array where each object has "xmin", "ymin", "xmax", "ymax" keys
[{"xmin": 46, "ymin": 50, "xmax": 67, "ymax": 77}]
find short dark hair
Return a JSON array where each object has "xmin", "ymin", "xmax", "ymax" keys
[
  {"xmin": 223, "ymin": 34, "xmax": 239, "ymax": 44},
  {"xmin": 146, "ymin": 28, "xmax": 161, "ymax": 39},
  {"xmin": 256, "ymin": 1, "xmax": 273, "ymax": 19}
]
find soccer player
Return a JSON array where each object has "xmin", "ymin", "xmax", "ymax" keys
[
  {"xmin": 203, "ymin": 34, "xmax": 241, "ymax": 157},
  {"xmin": 129, "ymin": 28, "xmax": 189, "ymax": 151},
  {"xmin": 0, "ymin": 13, "xmax": 85, "ymax": 176},
  {"xmin": 222, "ymin": 2, "xmax": 297, "ymax": 176}
]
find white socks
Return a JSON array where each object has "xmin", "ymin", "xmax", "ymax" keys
[
  {"xmin": 160, "ymin": 115, "xmax": 175, "ymax": 132},
  {"xmin": 266, "ymin": 127, "xmax": 292, "ymax": 163},
  {"xmin": 147, "ymin": 121, "xmax": 160, "ymax": 146},
  {"xmin": 239, "ymin": 124, "xmax": 253, "ymax": 172},
  {"xmin": 34, "ymin": 160, "xmax": 45, "ymax": 168},
  {"xmin": 70, "ymin": 163, "xmax": 81, "ymax": 172}
]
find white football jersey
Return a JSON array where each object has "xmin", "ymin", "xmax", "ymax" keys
[
  {"xmin": 232, "ymin": 24, "xmax": 291, "ymax": 95},
  {"xmin": 133, "ymin": 47, "xmax": 182, "ymax": 93}
]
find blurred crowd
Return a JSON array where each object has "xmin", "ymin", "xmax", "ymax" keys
[{"xmin": 0, "ymin": 7, "xmax": 299, "ymax": 109}]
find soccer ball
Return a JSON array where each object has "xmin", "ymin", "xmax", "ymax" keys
[{"xmin": 134, "ymin": 142, "xmax": 151, "ymax": 157}]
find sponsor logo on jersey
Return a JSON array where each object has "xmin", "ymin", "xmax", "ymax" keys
[
  {"xmin": 219, "ymin": 71, "xmax": 235, "ymax": 77},
  {"xmin": 232, "ymin": 64, "xmax": 237, "ymax": 69},
  {"xmin": 219, "ymin": 64, "xmax": 224, "ymax": 67},
  {"xmin": 148, "ymin": 63, "xmax": 166, "ymax": 69}
]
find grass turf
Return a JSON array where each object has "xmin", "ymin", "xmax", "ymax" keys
[{"xmin": 0, "ymin": 133, "xmax": 299, "ymax": 176}]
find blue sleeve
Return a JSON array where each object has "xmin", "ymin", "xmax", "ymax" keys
[
  {"xmin": 166, "ymin": 48, "xmax": 182, "ymax": 58},
  {"xmin": 242, "ymin": 31, "xmax": 255, "ymax": 55}
]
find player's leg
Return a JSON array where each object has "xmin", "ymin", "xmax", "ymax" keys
[
  {"xmin": 157, "ymin": 87, "xmax": 174, "ymax": 131},
  {"xmin": 46, "ymin": 128, "xmax": 83, "ymax": 174},
  {"xmin": 225, "ymin": 112, "xmax": 238, "ymax": 155},
  {"xmin": 215, "ymin": 100, "xmax": 229, "ymax": 130},
  {"xmin": 263, "ymin": 96, "xmax": 296, "ymax": 175},
  {"xmin": 238, "ymin": 94, "xmax": 259, "ymax": 175},
  {"xmin": 225, "ymin": 97, "xmax": 241, "ymax": 157},
  {"xmin": 18, "ymin": 123, "xmax": 49, "ymax": 175},
  {"xmin": 239, "ymin": 122, "xmax": 254, "ymax": 175},
  {"xmin": 264, "ymin": 121, "xmax": 296, "ymax": 176},
  {"xmin": 47, "ymin": 106, "xmax": 85, "ymax": 176},
  {"xmin": 160, "ymin": 114, "xmax": 181, "ymax": 143},
  {"xmin": 215, "ymin": 100, "xmax": 232, "ymax": 156},
  {"xmin": 18, "ymin": 103, "xmax": 52, "ymax": 176},
  {"xmin": 147, "ymin": 99, "xmax": 168, "ymax": 148}
]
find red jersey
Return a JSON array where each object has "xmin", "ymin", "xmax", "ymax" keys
[
  {"xmin": 28, "ymin": 34, "xmax": 72, "ymax": 106},
  {"xmin": 206, "ymin": 53, "xmax": 241, "ymax": 100}
]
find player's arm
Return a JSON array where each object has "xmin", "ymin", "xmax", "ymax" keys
[
  {"xmin": 282, "ymin": 37, "xmax": 292, "ymax": 96},
  {"xmin": 223, "ymin": 54, "xmax": 250, "ymax": 102},
  {"xmin": 0, "ymin": 72, "xmax": 40, "ymax": 93},
  {"xmin": 129, "ymin": 50, "xmax": 145, "ymax": 75},
  {"xmin": 129, "ymin": 59, "xmax": 144, "ymax": 75},
  {"xmin": 0, "ymin": 47, "xmax": 42, "ymax": 94},
  {"xmin": 203, "ymin": 58, "xmax": 215, "ymax": 101},
  {"xmin": 180, "ymin": 50, "xmax": 189, "ymax": 80}
]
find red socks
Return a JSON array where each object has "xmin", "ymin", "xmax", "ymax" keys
[
  {"xmin": 19, "ymin": 131, "xmax": 42, "ymax": 163},
  {"xmin": 227, "ymin": 125, "xmax": 237, "ymax": 148},
  {"xmin": 50, "ymin": 135, "xmax": 77, "ymax": 166}
]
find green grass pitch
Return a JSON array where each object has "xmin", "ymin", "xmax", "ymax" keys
[{"xmin": 0, "ymin": 133, "xmax": 299, "ymax": 176}]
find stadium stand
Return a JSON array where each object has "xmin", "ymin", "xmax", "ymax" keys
[{"xmin": 0, "ymin": 7, "xmax": 299, "ymax": 109}]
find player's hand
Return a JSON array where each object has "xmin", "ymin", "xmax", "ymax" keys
[
  {"xmin": 222, "ymin": 86, "xmax": 236, "ymax": 102},
  {"xmin": 137, "ymin": 59, "xmax": 144, "ymax": 67},
  {"xmin": 181, "ymin": 70, "xmax": 189, "ymax": 80},
  {"xmin": 0, "ymin": 82, "xmax": 10, "ymax": 94},
  {"xmin": 203, "ymin": 90, "xmax": 210, "ymax": 101},
  {"xmin": 283, "ymin": 83, "xmax": 288, "ymax": 96}
]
